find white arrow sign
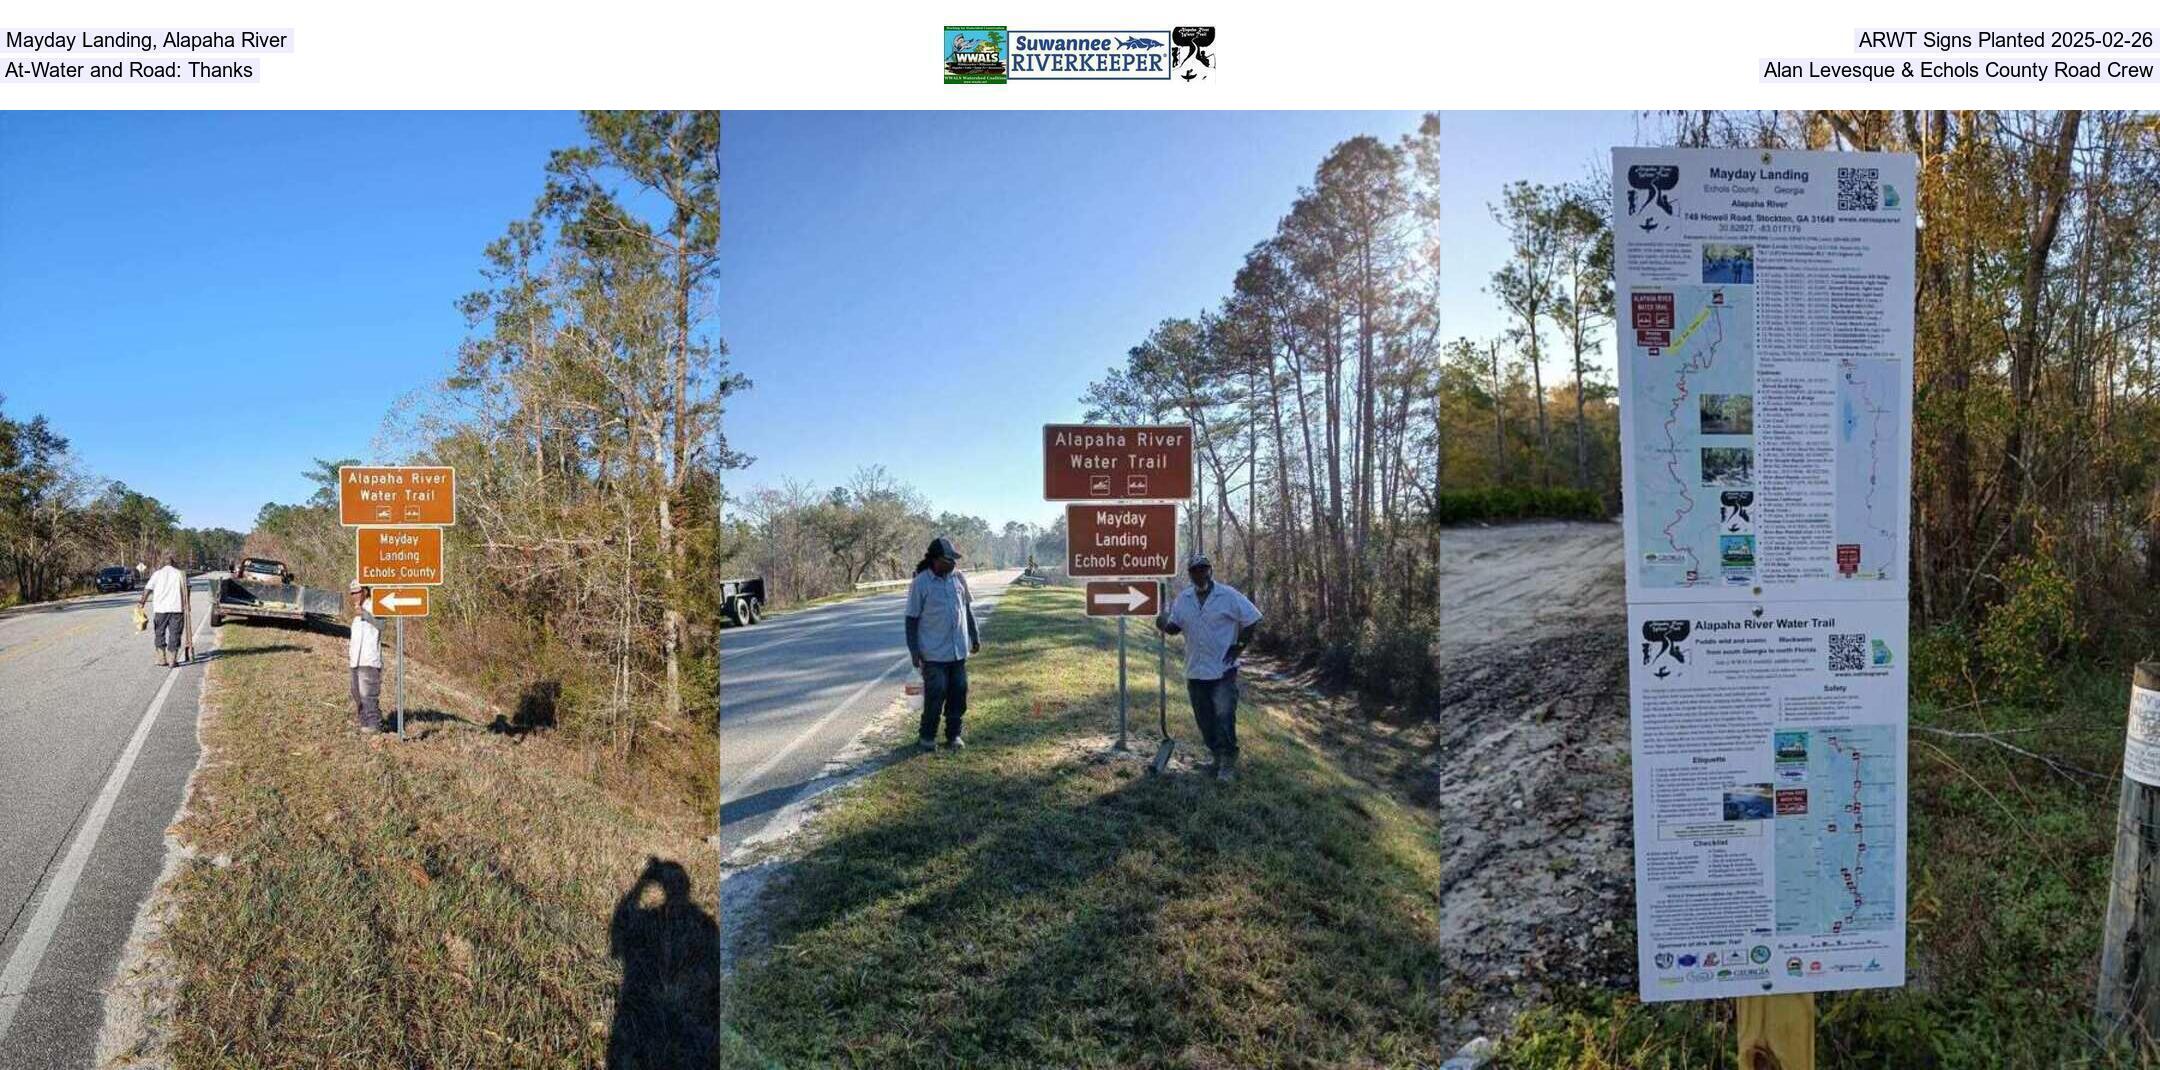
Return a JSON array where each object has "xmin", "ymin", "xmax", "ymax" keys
[
  {"xmin": 380, "ymin": 592, "xmax": 422, "ymax": 610},
  {"xmin": 1091, "ymin": 585, "xmax": 1152, "ymax": 611}
]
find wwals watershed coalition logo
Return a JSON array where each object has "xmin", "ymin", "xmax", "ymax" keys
[
  {"xmin": 945, "ymin": 26, "xmax": 1213, "ymax": 82},
  {"xmin": 943, "ymin": 26, "xmax": 1008, "ymax": 83}
]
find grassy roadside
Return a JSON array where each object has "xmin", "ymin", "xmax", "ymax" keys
[
  {"xmin": 724, "ymin": 584, "xmax": 1448, "ymax": 1068},
  {"xmin": 143, "ymin": 618, "xmax": 717, "ymax": 1068},
  {"xmin": 1494, "ymin": 665, "xmax": 2143, "ymax": 1069}
]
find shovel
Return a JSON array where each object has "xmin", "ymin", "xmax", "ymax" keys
[{"xmin": 1150, "ymin": 613, "xmax": 1176, "ymax": 774}]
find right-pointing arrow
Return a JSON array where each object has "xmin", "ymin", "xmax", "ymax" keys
[{"xmin": 1091, "ymin": 585, "xmax": 1150, "ymax": 611}]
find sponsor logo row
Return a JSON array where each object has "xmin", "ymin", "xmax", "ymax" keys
[{"xmin": 1651, "ymin": 943, "xmax": 1887, "ymax": 988}]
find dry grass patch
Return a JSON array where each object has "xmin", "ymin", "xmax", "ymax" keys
[{"xmin": 158, "ymin": 619, "xmax": 715, "ymax": 1069}]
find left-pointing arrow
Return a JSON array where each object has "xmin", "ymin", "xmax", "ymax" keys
[{"xmin": 380, "ymin": 592, "xmax": 421, "ymax": 610}]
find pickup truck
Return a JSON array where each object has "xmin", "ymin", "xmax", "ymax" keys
[
  {"xmin": 211, "ymin": 558, "xmax": 340, "ymax": 628},
  {"xmin": 234, "ymin": 556, "xmax": 296, "ymax": 584}
]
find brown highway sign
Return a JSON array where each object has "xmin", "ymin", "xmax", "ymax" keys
[
  {"xmin": 368, "ymin": 586, "xmax": 431, "ymax": 617},
  {"xmin": 1084, "ymin": 580, "xmax": 1161, "ymax": 617},
  {"xmin": 356, "ymin": 527, "xmax": 444, "ymax": 586},
  {"xmin": 1043, "ymin": 424, "xmax": 1193, "ymax": 501},
  {"xmin": 1066, "ymin": 503, "xmax": 1178, "ymax": 578},
  {"xmin": 339, "ymin": 465, "xmax": 457, "ymax": 527}
]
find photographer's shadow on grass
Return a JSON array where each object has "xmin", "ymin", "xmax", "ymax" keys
[{"xmin": 608, "ymin": 856, "xmax": 720, "ymax": 1069}]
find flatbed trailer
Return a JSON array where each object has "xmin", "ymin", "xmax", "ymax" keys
[{"xmin": 210, "ymin": 576, "xmax": 343, "ymax": 627}]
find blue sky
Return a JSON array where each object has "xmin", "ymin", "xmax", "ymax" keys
[
  {"xmin": 1439, "ymin": 110, "xmax": 1653, "ymax": 355},
  {"xmin": 722, "ymin": 110, "xmax": 1649, "ymax": 528},
  {"xmin": 0, "ymin": 111, "xmax": 1652, "ymax": 534},
  {"xmin": 0, "ymin": 111, "xmax": 582, "ymax": 530}
]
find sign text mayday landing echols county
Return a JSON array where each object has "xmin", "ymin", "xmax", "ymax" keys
[
  {"xmin": 356, "ymin": 527, "xmax": 444, "ymax": 587},
  {"xmin": 1043, "ymin": 424, "xmax": 1194, "ymax": 501},
  {"xmin": 338, "ymin": 465, "xmax": 457, "ymax": 527},
  {"xmin": 1065, "ymin": 503, "xmax": 1177, "ymax": 578}
]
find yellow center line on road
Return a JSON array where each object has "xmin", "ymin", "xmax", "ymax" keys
[{"xmin": 0, "ymin": 615, "xmax": 107, "ymax": 665}]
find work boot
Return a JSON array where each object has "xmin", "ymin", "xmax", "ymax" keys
[
  {"xmin": 1216, "ymin": 753, "xmax": 1238, "ymax": 783},
  {"xmin": 917, "ymin": 736, "xmax": 937, "ymax": 754},
  {"xmin": 945, "ymin": 736, "xmax": 967, "ymax": 751},
  {"xmin": 1200, "ymin": 751, "xmax": 1221, "ymax": 777}
]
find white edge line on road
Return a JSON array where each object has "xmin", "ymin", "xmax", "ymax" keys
[
  {"xmin": 0, "ymin": 587, "xmax": 210, "ymax": 1043},
  {"xmin": 721, "ymin": 651, "xmax": 914, "ymax": 806}
]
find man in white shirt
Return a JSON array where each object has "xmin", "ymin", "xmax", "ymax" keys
[
  {"xmin": 136, "ymin": 554, "xmax": 191, "ymax": 667},
  {"xmin": 348, "ymin": 581, "xmax": 386, "ymax": 734},
  {"xmin": 1155, "ymin": 553, "xmax": 1263, "ymax": 782},
  {"xmin": 904, "ymin": 537, "xmax": 980, "ymax": 752}
]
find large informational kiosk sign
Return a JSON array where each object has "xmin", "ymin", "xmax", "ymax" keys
[{"xmin": 1613, "ymin": 147, "xmax": 1915, "ymax": 1002}]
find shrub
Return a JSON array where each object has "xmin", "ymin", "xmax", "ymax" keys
[
  {"xmin": 1437, "ymin": 486, "xmax": 1608, "ymax": 525},
  {"xmin": 1976, "ymin": 550, "xmax": 2084, "ymax": 706},
  {"xmin": 1910, "ymin": 623, "xmax": 1975, "ymax": 700},
  {"xmin": 1316, "ymin": 619, "xmax": 1359, "ymax": 686},
  {"xmin": 1352, "ymin": 605, "xmax": 1440, "ymax": 709}
]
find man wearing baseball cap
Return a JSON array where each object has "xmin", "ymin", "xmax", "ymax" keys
[
  {"xmin": 1154, "ymin": 552, "xmax": 1262, "ymax": 782},
  {"xmin": 348, "ymin": 581, "xmax": 386, "ymax": 736},
  {"xmin": 905, "ymin": 536, "xmax": 980, "ymax": 752}
]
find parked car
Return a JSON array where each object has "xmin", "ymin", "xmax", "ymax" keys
[{"xmin": 94, "ymin": 566, "xmax": 135, "ymax": 593}]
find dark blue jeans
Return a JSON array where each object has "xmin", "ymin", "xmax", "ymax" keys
[
  {"xmin": 1186, "ymin": 668, "xmax": 1239, "ymax": 757},
  {"xmin": 919, "ymin": 659, "xmax": 968, "ymax": 742}
]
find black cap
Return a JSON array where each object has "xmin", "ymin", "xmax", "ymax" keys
[{"xmin": 927, "ymin": 536, "xmax": 963, "ymax": 561}]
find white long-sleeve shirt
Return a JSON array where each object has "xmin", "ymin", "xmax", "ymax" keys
[
  {"xmin": 144, "ymin": 565, "xmax": 188, "ymax": 614},
  {"xmin": 349, "ymin": 608, "xmax": 383, "ymax": 669}
]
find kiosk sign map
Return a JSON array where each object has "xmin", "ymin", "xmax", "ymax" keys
[
  {"xmin": 1774, "ymin": 725, "xmax": 1898, "ymax": 937},
  {"xmin": 1836, "ymin": 358, "xmax": 1902, "ymax": 580},
  {"xmin": 1627, "ymin": 286, "xmax": 1757, "ymax": 589},
  {"xmin": 1616, "ymin": 147, "xmax": 1914, "ymax": 1003}
]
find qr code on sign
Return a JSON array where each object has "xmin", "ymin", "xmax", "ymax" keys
[
  {"xmin": 1838, "ymin": 167, "xmax": 1880, "ymax": 211},
  {"xmin": 1828, "ymin": 633, "xmax": 1866, "ymax": 671}
]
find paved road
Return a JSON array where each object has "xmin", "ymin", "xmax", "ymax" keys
[
  {"xmin": 719, "ymin": 569, "xmax": 1019, "ymax": 853},
  {"xmin": 0, "ymin": 579, "xmax": 216, "ymax": 1069}
]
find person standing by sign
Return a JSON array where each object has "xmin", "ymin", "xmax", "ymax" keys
[
  {"xmin": 905, "ymin": 536, "xmax": 980, "ymax": 753},
  {"xmin": 1155, "ymin": 553, "xmax": 1261, "ymax": 782},
  {"xmin": 348, "ymin": 581, "xmax": 387, "ymax": 736},
  {"xmin": 137, "ymin": 554, "xmax": 190, "ymax": 667}
]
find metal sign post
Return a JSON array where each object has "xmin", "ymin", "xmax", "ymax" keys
[
  {"xmin": 395, "ymin": 617, "xmax": 406, "ymax": 741},
  {"xmin": 1151, "ymin": 596, "xmax": 1174, "ymax": 774},
  {"xmin": 1115, "ymin": 616, "xmax": 1129, "ymax": 750}
]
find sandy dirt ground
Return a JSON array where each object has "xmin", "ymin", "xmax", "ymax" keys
[{"xmin": 1435, "ymin": 520, "xmax": 1634, "ymax": 1045}]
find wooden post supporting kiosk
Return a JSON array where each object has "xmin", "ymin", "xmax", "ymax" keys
[{"xmin": 1736, "ymin": 993, "xmax": 1814, "ymax": 1069}]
